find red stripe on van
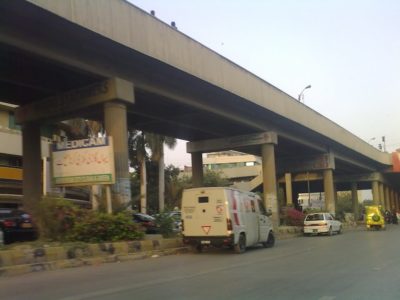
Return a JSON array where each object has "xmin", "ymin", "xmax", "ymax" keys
[
  {"xmin": 234, "ymin": 213, "xmax": 240, "ymax": 225},
  {"xmin": 232, "ymin": 191, "xmax": 237, "ymax": 210}
]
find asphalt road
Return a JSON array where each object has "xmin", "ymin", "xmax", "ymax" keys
[{"xmin": 1, "ymin": 226, "xmax": 400, "ymax": 300}]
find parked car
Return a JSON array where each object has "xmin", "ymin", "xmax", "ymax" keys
[
  {"xmin": 365, "ymin": 205, "xmax": 385, "ymax": 230},
  {"xmin": 0, "ymin": 209, "xmax": 37, "ymax": 244},
  {"xmin": 132, "ymin": 213, "xmax": 160, "ymax": 234},
  {"xmin": 303, "ymin": 212, "xmax": 342, "ymax": 236},
  {"xmin": 168, "ymin": 211, "xmax": 182, "ymax": 232}
]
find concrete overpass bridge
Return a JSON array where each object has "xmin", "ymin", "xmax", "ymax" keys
[{"xmin": 0, "ymin": 0, "xmax": 398, "ymax": 224}]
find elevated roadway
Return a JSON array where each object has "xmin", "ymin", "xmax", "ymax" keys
[{"xmin": 0, "ymin": 0, "xmax": 398, "ymax": 220}]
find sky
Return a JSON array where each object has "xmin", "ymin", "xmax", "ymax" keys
[{"xmin": 127, "ymin": 0, "xmax": 400, "ymax": 168}]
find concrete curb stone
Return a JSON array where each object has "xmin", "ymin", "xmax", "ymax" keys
[
  {"xmin": 0, "ymin": 238, "xmax": 186, "ymax": 278},
  {"xmin": 0, "ymin": 226, "xmax": 364, "ymax": 277}
]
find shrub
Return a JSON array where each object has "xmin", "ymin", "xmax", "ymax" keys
[
  {"xmin": 281, "ymin": 207, "xmax": 305, "ymax": 226},
  {"xmin": 67, "ymin": 212, "xmax": 144, "ymax": 243},
  {"xmin": 38, "ymin": 197, "xmax": 144, "ymax": 242},
  {"xmin": 38, "ymin": 197, "xmax": 87, "ymax": 241},
  {"xmin": 154, "ymin": 211, "xmax": 175, "ymax": 238}
]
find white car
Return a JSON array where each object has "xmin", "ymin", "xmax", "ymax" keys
[
  {"xmin": 168, "ymin": 211, "xmax": 182, "ymax": 232},
  {"xmin": 303, "ymin": 213, "xmax": 342, "ymax": 236}
]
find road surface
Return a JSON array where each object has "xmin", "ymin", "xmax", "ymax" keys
[{"xmin": 1, "ymin": 226, "xmax": 400, "ymax": 300}]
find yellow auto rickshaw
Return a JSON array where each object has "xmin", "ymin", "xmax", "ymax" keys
[{"xmin": 365, "ymin": 205, "xmax": 385, "ymax": 230}]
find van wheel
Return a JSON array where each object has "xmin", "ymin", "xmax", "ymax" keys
[
  {"xmin": 262, "ymin": 231, "xmax": 275, "ymax": 248},
  {"xmin": 234, "ymin": 234, "xmax": 246, "ymax": 254}
]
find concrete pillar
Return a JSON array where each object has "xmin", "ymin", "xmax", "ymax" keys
[
  {"xmin": 371, "ymin": 181, "xmax": 380, "ymax": 205},
  {"xmin": 351, "ymin": 182, "xmax": 359, "ymax": 221},
  {"xmin": 384, "ymin": 186, "xmax": 390, "ymax": 211},
  {"xmin": 379, "ymin": 183, "xmax": 384, "ymax": 207},
  {"xmin": 390, "ymin": 189, "xmax": 395, "ymax": 211},
  {"xmin": 285, "ymin": 173, "xmax": 293, "ymax": 206},
  {"xmin": 104, "ymin": 102, "xmax": 131, "ymax": 206},
  {"xmin": 261, "ymin": 143, "xmax": 279, "ymax": 226},
  {"xmin": 323, "ymin": 169, "xmax": 335, "ymax": 214},
  {"xmin": 22, "ymin": 122, "xmax": 42, "ymax": 213},
  {"xmin": 191, "ymin": 152, "xmax": 203, "ymax": 187}
]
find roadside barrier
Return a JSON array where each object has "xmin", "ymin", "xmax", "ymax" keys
[{"xmin": 0, "ymin": 238, "xmax": 186, "ymax": 277}]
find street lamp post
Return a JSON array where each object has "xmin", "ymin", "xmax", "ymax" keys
[{"xmin": 298, "ymin": 85, "xmax": 312, "ymax": 103}]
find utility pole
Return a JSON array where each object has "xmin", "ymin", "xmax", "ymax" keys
[{"xmin": 382, "ymin": 136, "xmax": 386, "ymax": 152}]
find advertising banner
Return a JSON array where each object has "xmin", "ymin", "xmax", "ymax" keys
[{"xmin": 52, "ymin": 137, "xmax": 115, "ymax": 186}]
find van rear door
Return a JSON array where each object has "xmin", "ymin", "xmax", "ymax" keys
[{"xmin": 182, "ymin": 188, "xmax": 229, "ymax": 237}]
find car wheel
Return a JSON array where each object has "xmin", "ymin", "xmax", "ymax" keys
[
  {"xmin": 337, "ymin": 226, "xmax": 342, "ymax": 234},
  {"xmin": 234, "ymin": 233, "xmax": 246, "ymax": 254},
  {"xmin": 328, "ymin": 226, "xmax": 333, "ymax": 236},
  {"xmin": 262, "ymin": 231, "xmax": 275, "ymax": 248}
]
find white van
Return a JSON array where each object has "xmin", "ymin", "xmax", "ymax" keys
[{"xmin": 181, "ymin": 187, "xmax": 275, "ymax": 253}]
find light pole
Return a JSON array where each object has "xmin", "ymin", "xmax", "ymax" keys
[
  {"xmin": 382, "ymin": 136, "xmax": 387, "ymax": 152},
  {"xmin": 298, "ymin": 84, "xmax": 312, "ymax": 103}
]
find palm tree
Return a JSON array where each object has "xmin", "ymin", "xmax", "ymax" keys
[
  {"xmin": 128, "ymin": 130, "xmax": 148, "ymax": 213},
  {"xmin": 146, "ymin": 133, "xmax": 177, "ymax": 212}
]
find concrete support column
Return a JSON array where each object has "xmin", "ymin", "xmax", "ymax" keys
[
  {"xmin": 390, "ymin": 189, "xmax": 395, "ymax": 211},
  {"xmin": 261, "ymin": 143, "xmax": 279, "ymax": 226},
  {"xmin": 371, "ymin": 181, "xmax": 380, "ymax": 205},
  {"xmin": 384, "ymin": 186, "xmax": 390, "ymax": 211},
  {"xmin": 379, "ymin": 183, "xmax": 385, "ymax": 207},
  {"xmin": 104, "ymin": 102, "xmax": 131, "ymax": 206},
  {"xmin": 323, "ymin": 169, "xmax": 335, "ymax": 214},
  {"xmin": 285, "ymin": 173, "xmax": 293, "ymax": 207},
  {"xmin": 22, "ymin": 122, "xmax": 42, "ymax": 213},
  {"xmin": 351, "ymin": 182, "xmax": 359, "ymax": 221},
  {"xmin": 191, "ymin": 152, "xmax": 203, "ymax": 187}
]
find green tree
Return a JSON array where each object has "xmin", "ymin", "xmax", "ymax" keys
[
  {"xmin": 164, "ymin": 165, "xmax": 190, "ymax": 209},
  {"xmin": 336, "ymin": 191, "xmax": 353, "ymax": 220},
  {"xmin": 163, "ymin": 168, "xmax": 230, "ymax": 209},
  {"xmin": 202, "ymin": 170, "xmax": 230, "ymax": 187},
  {"xmin": 128, "ymin": 130, "xmax": 148, "ymax": 213},
  {"xmin": 62, "ymin": 118, "xmax": 103, "ymax": 139},
  {"xmin": 146, "ymin": 133, "xmax": 177, "ymax": 212}
]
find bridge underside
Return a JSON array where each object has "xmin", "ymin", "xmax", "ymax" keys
[{"xmin": 0, "ymin": 1, "xmax": 398, "ymax": 217}]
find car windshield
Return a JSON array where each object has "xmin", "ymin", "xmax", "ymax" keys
[
  {"xmin": 0, "ymin": 210, "xmax": 12, "ymax": 218},
  {"xmin": 306, "ymin": 214, "xmax": 324, "ymax": 221},
  {"xmin": 135, "ymin": 214, "xmax": 154, "ymax": 221}
]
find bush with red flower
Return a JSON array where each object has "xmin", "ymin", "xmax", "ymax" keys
[{"xmin": 281, "ymin": 207, "xmax": 305, "ymax": 226}]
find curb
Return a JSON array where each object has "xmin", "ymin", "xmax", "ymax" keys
[
  {"xmin": 0, "ymin": 238, "xmax": 187, "ymax": 278},
  {"xmin": 0, "ymin": 247, "xmax": 189, "ymax": 277},
  {"xmin": 0, "ymin": 225, "xmax": 364, "ymax": 277},
  {"xmin": 276, "ymin": 226, "xmax": 303, "ymax": 240}
]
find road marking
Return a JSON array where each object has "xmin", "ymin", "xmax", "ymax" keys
[{"xmin": 319, "ymin": 296, "xmax": 336, "ymax": 300}]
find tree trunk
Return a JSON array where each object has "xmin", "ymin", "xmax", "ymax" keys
[
  {"xmin": 158, "ymin": 146, "xmax": 165, "ymax": 212},
  {"xmin": 140, "ymin": 159, "xmax": 147, "ymax": 214}
]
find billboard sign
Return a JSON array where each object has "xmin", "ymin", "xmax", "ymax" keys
[{"xmin": 52, "ymin": 137, "xmax": 115, "ymax": 186}]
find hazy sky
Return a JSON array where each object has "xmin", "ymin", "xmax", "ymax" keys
[{"xmin": 128, "ymin": 0, "xmax": 400, "ymax": 168}]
